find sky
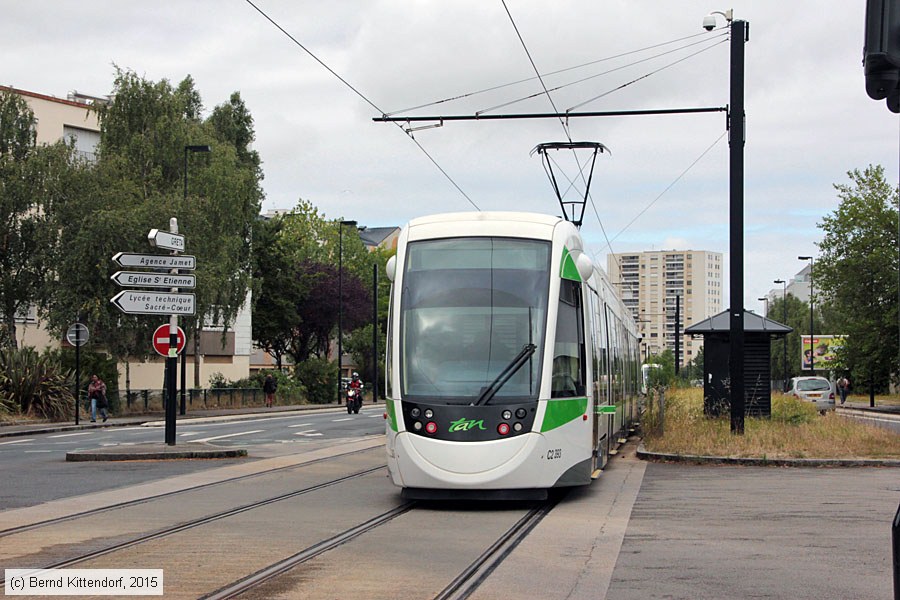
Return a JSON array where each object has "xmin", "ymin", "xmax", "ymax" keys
[{"xmin": 4, "ymin": 1, "xmax": 898, "ymax": 310}]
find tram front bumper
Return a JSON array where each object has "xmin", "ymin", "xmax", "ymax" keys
[{"xmin": 391, "ymin": 431, "xmax": 570, "ymax": 490}]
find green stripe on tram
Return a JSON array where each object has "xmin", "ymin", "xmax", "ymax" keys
[
  {"xmin": 541, "ymin": 397, "xmax": 588, "ymax": 432},
  {"xmin": 596, "ymin": 405, "xmax": 617, "ymax": 414},
  {"xmin": 560, "ymin": 247, "xmax": 582, "ymax": 282},
  {"xmin": 386, "ymin": 399, "xmax": 398, "ymax": 432}
]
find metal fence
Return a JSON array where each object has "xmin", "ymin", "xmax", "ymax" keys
[{"xmin": 108, "ymin": 388, "xmax": 283, "ymax": 414}]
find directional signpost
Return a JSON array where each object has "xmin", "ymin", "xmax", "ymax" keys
[
  {"xmin": 111, "ymin": 271, "xmax": 196, "ymax": 289},
  {"xmin": 110, "ymin": 291, "xmax": 196, "ymax": 315},
  {"xmin": 148, "ymin": 229, "xmax": 185, "ymax": 252},
  {"xmin": 113, "ymin": 253, "xmax": 196, "ymax": 270},
  {"xmin": 111, "ymin": 218, "xmax": 196, "ymax": 445}
]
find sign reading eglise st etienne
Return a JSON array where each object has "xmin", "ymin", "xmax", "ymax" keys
[
  {"xmin": 110, "ymin": 291, "xmax": 196, "ymax": 316},
  {"xmin": 112, "ymin": 252, "xmax": 196, "ymax": 270},
  {"xmin": 111, "ymin": 271, "xmax": 196, "ymax": 289}
]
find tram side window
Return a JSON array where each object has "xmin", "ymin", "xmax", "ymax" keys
[{"xmin": 552, "ymin": 280, "xmax": 586, "ymax": 398}]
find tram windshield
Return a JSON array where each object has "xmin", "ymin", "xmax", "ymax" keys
[{"xmin": 400, "ymin": 237, "xmax": 550, "ymax": 404}]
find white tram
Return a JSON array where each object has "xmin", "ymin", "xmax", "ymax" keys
[{"xmin": 383, "ymin": 212, "xmax": 641, "ymax": 500}]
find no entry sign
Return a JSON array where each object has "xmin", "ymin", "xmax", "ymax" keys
[{"xmin": 152, "ymin": 324, "xmax": 186, "ymax": 356}]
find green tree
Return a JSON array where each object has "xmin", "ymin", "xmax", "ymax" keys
[
  {"xmin": 252, "ymin": 214, "xmax": 301, "ymax": 369},
  {"xmin": 767, "ymin": 294, "xmax": 828, "ymax": 383},
  {"xmin": 645, "ymin": 349, "xmax": 675, "ymax": 389},
  {"xmin": 816, "ymin": 165, "xmax": 899, "ymax": 392},
  {"xmin": 344, "ymin": 245, "xmax": 395, "ymax": 396},
  {"xmin": 0, "ymin": 90, "xmax": 83, "ymax": 348},
  {"xmin": 43, "ymin": 69, "xmax": 263, "ymax": 388}
]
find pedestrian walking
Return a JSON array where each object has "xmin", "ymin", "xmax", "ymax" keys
[
  {"xmin": 837, "ymin": 376, "xmax": 850, "ymax": 405},
  {"xmin": 87, "ymin": 374, "xmax": 109, "ymax": 422},
  {"xmin": 263, "ymin": 374, "xmax": 277, "ymax": 408}
]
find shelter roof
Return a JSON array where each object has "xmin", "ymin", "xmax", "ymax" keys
[{"xmin": 685, "ymin": 310, "xmax": 792, "ymax": 336}]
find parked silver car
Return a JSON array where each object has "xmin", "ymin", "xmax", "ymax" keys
[{"xmin": 788, "ymin": 376, "xmax": 835, "ymax": 412}]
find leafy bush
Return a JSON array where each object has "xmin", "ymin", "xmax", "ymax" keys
[
  {"xmin": 771, "ymin": 395, "xmax": 816, "ymax": 425},
  {"xmin": 44, "ymin": 348, "xmax": 119, "ymax": 411},
  {"xmin": 208, "ymin": 369, "xmax": 306, "ymax": 405},
  {"xmin": 295, "ymin": 357, "xmax": 337, "ymax": 404},
  {"xmin": 0, "ymin": 347, "xmax": 75, "ymax": 420}
]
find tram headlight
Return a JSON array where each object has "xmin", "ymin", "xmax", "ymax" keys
[
  {"xmin": 502, "ymin": 410, "xmax": 512, "ymax": 420},
  {"xmin": 410, "ymin": 407, "xmax": 421, "ymax": 418},
  {"xmin": 497, "ymin": 423, "xmax": 510, "ymax": 435},
  {"xmin": 515, "ymin": 408, "xmax": 527, "ymax": 419},
  {"xmin": 513, "ymin": 422, "xmax": 523, "ymax": 432},
  {"xmin": 413, "ymin": 421, "xmax": 423, "ymax": 431},
  {"xmin": 424, "ymin": 409, "xmax": 434, "ymax": 419},
  {"xmin": 425, "ymin": 421, "xmax": 438, "ymax": 434}
]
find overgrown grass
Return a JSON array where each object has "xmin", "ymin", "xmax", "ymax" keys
[{"xmin": 642, "ymin": 388, "xmax": 900, "ymax": 459}]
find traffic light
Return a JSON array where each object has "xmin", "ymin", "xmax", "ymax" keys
[{"xmin": 864, "ymin": 0, "xmax": 900, "ymax": 112}]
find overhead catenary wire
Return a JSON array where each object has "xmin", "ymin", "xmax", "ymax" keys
[
  {"xmin": 500, "ymin": 0, "xmax": 571, "ymax": 141},
  {"xmin": 609, "ymin": 131, "xmax": 728, "ymax": 244},
  {"xmin": 384, "ymin": 28, "xmax": 726, "ymax": 117},
  {"xmin": 477, "ymin": 33, "xmax": 728, "ymax": 116},
  {"xmin": 242, "ymin": 0, "xmax": 480, "ymax": 211},
  {"xmin": 567, "ymin": 37, "xmax": 729, "ymax": 112}
]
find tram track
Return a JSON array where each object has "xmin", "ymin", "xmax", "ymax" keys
[
  {"xmin": 0, "ymin": 445, "xmax": 379, "ymax": 539},
  {"xmin": 0, "ymin": 464, "xmax": 385, "ymax": 588},
  {"xmin": 200, "ymin": 502, "xmax": 417, "ymax": 600},
  {"xmin": 434, "ymin": 494, "xmax": 563, "ymax": 600},
  {"xmin": 198, "ymin": 493, "xmax": 566, "ymax": 600}
]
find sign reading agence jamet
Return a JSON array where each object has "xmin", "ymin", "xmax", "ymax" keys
[{"xmin": 112, "ymin": 252, "xmax": 196, "ymax": 270}]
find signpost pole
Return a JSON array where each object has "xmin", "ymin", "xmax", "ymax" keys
[
  {"xmin": 75, "ymin": 317, "xmax": 81, "ymax": 425},
  {"xmin": 165, "ymin": 218, "xmax": 179, "ymax": 446}
]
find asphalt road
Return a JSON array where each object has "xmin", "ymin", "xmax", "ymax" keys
[{"xmin": 0, "ymin": 406, "xmax": 385, "ymax": 509}]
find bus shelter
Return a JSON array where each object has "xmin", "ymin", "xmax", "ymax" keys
[{"xmin": 685, "ymin": 310, "xmax": 792, "ymax": 418}]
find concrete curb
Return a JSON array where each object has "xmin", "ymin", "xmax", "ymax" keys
[
  {"xmin": 65, "ymin": 443, "xmax": 248, "ymax": 462},
  {"xmin": 636, "ymin": 443, "xmax": 900, "ymax": 468}
]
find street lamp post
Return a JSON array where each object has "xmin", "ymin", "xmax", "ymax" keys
[
  {"xmin": 181, "ymin": 145, "xmax": 210, "ymax": 416},
  {"xmin": 757, "ymin": 296, "xmax": 768, "ymax": 316},
  {"xmin": 337, "ymin": 219, "xmax": 358, "ymax": 403},
  {"xmin": 798, "ymin": 256, "xmax": 814, "ymax": 373},
  {"xmin": 774, "ymin": 279, "xmax": 788, "ymax": 391}
]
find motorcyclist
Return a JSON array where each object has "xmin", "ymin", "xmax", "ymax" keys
[
  {"xmin": 349, "ymin": 372, "xmax": 362, "ymax": 393},
  {"xmin": 347, "ymin": 372, "xmax": 363, "ymax": 412}
]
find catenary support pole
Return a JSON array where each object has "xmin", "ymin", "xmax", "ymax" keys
[{"xmin": 729, "ymin": 19, "xmax": 749, "ymax": 434}]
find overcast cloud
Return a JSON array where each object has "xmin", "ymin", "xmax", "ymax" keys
[{"xmin": 3, "ymin": 1, "xmax": 897, "ymax": 309}]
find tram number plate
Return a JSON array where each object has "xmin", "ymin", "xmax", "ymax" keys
[{"xmin": 546, "ymin": 448, "xmax": 563, "ymax": 460}]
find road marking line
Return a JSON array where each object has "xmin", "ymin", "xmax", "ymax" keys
[
  {"xmin": 332, "ymin": 418, "xmax": 353, "ymax": 422},
  {"xmin": 194, "ymin": 430, "xmax": 265, "ymax": 443},
  {"xmin": 0, "ymin": 439, "xmax": 33, "ymax": 446},
  {"xmin": 49, "ymin": 432, "xmax": 95, "ymax": 438},
  {"xmin": 179, "ymin": 432, "xmax": 200, "ymax": 437},
  {"xmin": 288, "ymin": 423, "xmax": 313, "ymax": 428},
  {"xmin": 293, "ymin": 430, "xmax": 322, "ymax": 436}
]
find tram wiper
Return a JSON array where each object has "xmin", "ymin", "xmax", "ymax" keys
[{"xmin": 472, "ymin": 343, "xmax": 536, "ymax": 406}]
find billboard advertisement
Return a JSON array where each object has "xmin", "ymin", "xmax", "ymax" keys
[{"xmin": 800, "ymin": 335, "xmax": 846, "ymax": 371}]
